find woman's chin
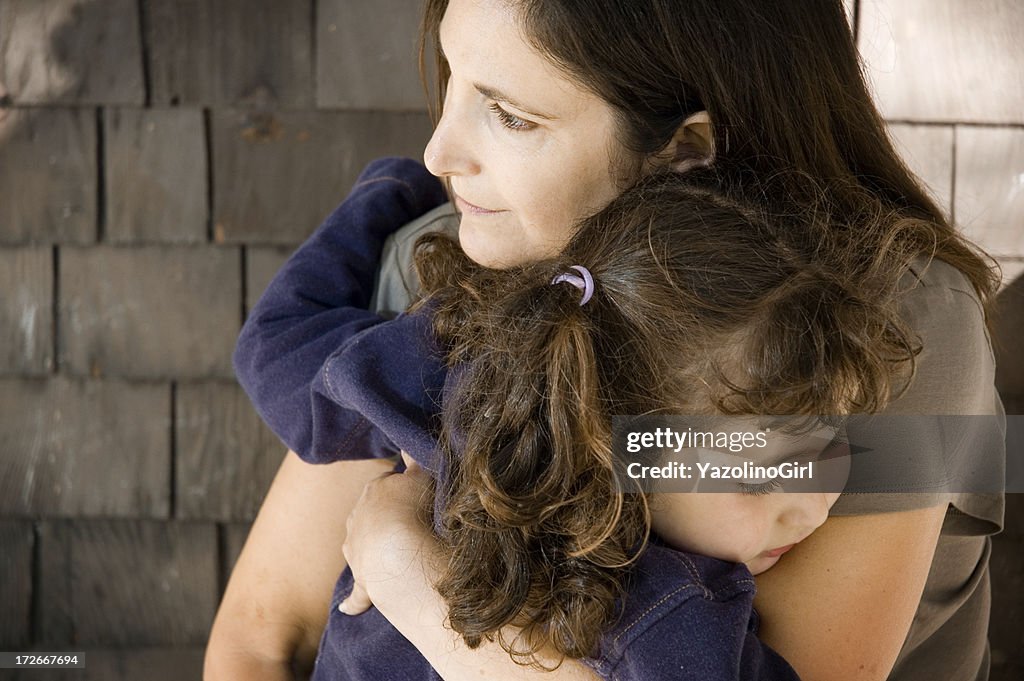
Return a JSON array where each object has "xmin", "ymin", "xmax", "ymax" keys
[{"xmin": 458, "ymin": 221, "xmax": 520, "ymax": 269}]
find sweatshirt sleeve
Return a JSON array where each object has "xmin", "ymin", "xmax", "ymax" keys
[
  {"xmin": 587, "ymin": 547, "xmax": 801, "ymax": 681},
  {"xmin": 233, "ymin": 157, "xmax": 447, "ymax": 462}
]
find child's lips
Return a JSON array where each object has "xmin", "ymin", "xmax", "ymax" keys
[{"xmin": 762, "ymin": 543, "xmax": 797, "ymax": 558}]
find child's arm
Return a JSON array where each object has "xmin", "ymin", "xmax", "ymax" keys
[
  {"xmin": 343, "ymin": 466, "xmax": 799, "ymax": 681},
  {"xmin": 233, "ymin": 157, "xmax": 446, "ymax": 462}
]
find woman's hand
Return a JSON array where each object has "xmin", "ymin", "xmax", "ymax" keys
[
  {"xmin": 339, "ymin": 452, "xmax": 437, "ymax": 616},
  {"xmin": 336, "ymin": 454, "xmax": 601, "ymax": 681}
]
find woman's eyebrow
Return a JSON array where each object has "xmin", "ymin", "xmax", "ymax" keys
[{"xmin": 473, "ymin": 83, "xmax": 557, "ymax": 120}]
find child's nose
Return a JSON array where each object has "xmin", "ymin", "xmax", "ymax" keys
[{"xmin": 779, "ymin": 493, "xmax": 832, "ymax": 532}]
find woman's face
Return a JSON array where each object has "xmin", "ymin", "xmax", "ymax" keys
[{"xmin": 423, "ymin": 0, "xmax": 630, "ymax": 268}]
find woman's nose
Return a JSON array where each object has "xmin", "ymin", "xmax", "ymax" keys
[{"xmin": 423, "ymin": 87, "xmax": 479, "ymax": 178}]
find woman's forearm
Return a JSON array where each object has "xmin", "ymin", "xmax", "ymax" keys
[
  {"xmin": 204, "ymin": 451, "xmax": 395, "ymax": 680},
  {"xmin": 753, "ymin": 504, "xmax": 947, "ymax": 681}
]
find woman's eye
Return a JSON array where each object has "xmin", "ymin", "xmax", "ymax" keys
[
  {"xmin": 488, "ymin": 102, "xmax": 534, "ymax": 131},
  {"xmin": 738, "ymin": 478, "xmax": 782, "ymax": 496}
]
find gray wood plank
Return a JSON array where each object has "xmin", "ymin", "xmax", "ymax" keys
[
  {"xmin": 245, "ymin": 246, "xmax": 292, "ymax": 315},
  {"xmin": 954, "ymin": 126, "xmax": 1024, "ymax": 258},
  {"xmin": 212, "ymin": 109, "xmax": 433, "ymax": 244},
  {"xmin": 37, "ymin": 520, "xmax": 217, "ymax": 646},
  {"xmin": 0, "ymin": 108, "xmax": 96, "ymax": 244},
  {"xmin": 887, "ymin": 124, "xmax": 954, "ymax": 220},
  {"xmin": 0, "ymin": 377, "xmax": 170, "ymax": 517},
  {"xmin": 0, "ymin": 0, "xmax": 144, "ymax": 105},
  {"xmin": 993, "ymin": 269, "xmax": 1024, "ymax": 398},
  {"xmin": 997, "ymin": 259, "xmax": 1024, "ymax": 290},
  {"xmin": 59, "ymin": 245, "xmax": 241, "ymax": 378},
  {"xmin": 104, "ymin": 108, "xmax": 208, "ymax": 244},
  {"xmin": 858, "ymin": 0, "xmax": 1024, "ymax": 124},
  {"xmin": 146, "ymin": 0, "xmax": 313, "ymax": 108},
  {"xmin": 0, "ymin": 246, "xmax": 53, "ymax": 374},
  {"xmin": 0, "ymin": 521, "xmax": 33, "ymax": 649},
  {"xmin": 989, "ymin": 535, "xmax": 1024, "ymax": 671},
  {"xmin": 316, "ymin": 0, "xmax": 426, "ymax": 110},
  {"xmin": 175, "ymin": 381, "xmax": 284, "ymax": 521},
  {"xmin": 843, "ymin": 0, "xmax": 856, "ymax": 30},
  {"xmin": 36, "ymin": 522, "xmax": 73, "ymax": 645}
]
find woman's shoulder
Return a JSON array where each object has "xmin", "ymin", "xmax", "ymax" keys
[
  {"xmin": 888, "ymin": 255, "xmax": 998, "ymax": 415},
  {"xmin": 898, "ymin": 255, "xmax": 987, "ymax": 317}
]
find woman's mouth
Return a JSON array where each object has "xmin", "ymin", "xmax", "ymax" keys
[{"xmin": 453, "ymin": 193, "xmax": 502, "ymax": 215}]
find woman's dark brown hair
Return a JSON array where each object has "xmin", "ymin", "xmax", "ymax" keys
[
  {"xmin": 418, "ymin": 0, "xmax": 998, "ymax": 304},
  {"xmin": 413, "ymin": 168, "xmax": 922, "ymax": 665}
]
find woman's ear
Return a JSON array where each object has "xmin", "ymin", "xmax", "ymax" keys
[{"xmin": 665, "ymin": 110, "xmax": 715, "ymax": 172}]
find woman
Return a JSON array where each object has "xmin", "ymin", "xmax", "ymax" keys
[{"xmin": 205, "ymin": 1, "xmax": 1002, "ymax": 679}]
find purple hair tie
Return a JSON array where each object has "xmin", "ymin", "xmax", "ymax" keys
[{"xmin": 551, "ymin": 265, "xmax": 595, "ymax": 306}]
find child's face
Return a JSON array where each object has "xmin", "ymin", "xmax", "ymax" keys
[
  {"xmin": 650, "ymin": 489, "xmax": 842, "ymax": 575},
  {"xmin": 648, "ymin": 422, "xmax": 850, "ymax": 575}
]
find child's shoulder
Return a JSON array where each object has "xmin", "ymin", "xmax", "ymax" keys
[{"xmin": 372, "ymin": 202, "xmax": 459, "ymax": 317}]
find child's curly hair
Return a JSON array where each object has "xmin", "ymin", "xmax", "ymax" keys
[{"xmin": 412, "ymin": 167, "xmax": 943, "ymax": 666}]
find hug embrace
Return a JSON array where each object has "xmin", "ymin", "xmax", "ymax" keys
[{"xmin": 206, "ymin": 1, "xmax": 1005, "ymax": 680}]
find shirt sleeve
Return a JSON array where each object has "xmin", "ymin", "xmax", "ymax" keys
[
  {"xmin": 587, "ymin": 547, "xmax": 800, "ymax": 681},
  {"xmin": 829, "ymin": 258, "xmax": 1005, "ymax": 532},
  {"xmin": 232, "ymin": 157, "xmax": 447, "ymax": 463}
]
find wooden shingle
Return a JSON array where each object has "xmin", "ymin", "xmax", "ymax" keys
[
  {"xmin": 212, "ymin": 109, "xmax": 432, "ymax": 244},
  {"xmin": 0, "ymin": 0, "xmax": 144, "ymax": 105},
  {"xmin": 37, "ymin": 520, "xmax": 217, "ymax": 646},
  {"xmin": 858, "ymin": 0, "xmax": 1024, "ymax": 124},
  {"xmin": 0, "ymin": 521, "xmax": 33, "ymax": 649},
  {"xmin": 0, "ymin": 377, "xmax": 170, "ymax": 518},
  {"xmin": 221, "ymin": 522, "xmax": 253, "ymax": 587},
  {"xmin": 104, "ymin": 108, "xmax": 208, "ymax": 244},
  {"xmin": 0, "ymin": 108, "xmax": 96, "ymax": 244},
  {"xmin": 990, "ymin": 535, "xmax": 1024, "ymax": 675},
  {"xmin": 317, "ymin": 0, "xmax": 427, "ymax": 110},
  {"xmin": 146, "ymin": 0, "xmax": 313, "ymax": 108},
  {"xmin": 954, "ymin": 126, "xmax": 1024, "ymax": 257},
  {"xmin": 887, "ymin": 124, "xmax": 954, "ymax": 220},
  {"xmin": 175, "ymin": 381, "xmax": 284, "ymax": 521},
  {"xmin": 0, "ymin": 246, "xmax": 53, "ymax": 374},
  {"xmin": 59, "ymin": 245, "xmax": 241, "ymax": 379},
  {"xmin": 245, "ymin": 246, "xmax": 292, "ymax": 315}
]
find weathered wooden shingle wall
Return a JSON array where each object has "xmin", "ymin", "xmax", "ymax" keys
[
  {"xmin": 0, "ymin": 1, "xmax": 1021, "ymax": 679},
  {"xmin": 0, "ymin": 0, "xmax": 428, "ymax": 677}
]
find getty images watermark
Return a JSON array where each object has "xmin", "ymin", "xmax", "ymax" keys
[
  {"xmin": 611, "ymin": 414, "xmax": 1020, "ymax": 494},
  {"xmin": 623, "ymin": 425, "xmax": 816, "ymax": 482}
]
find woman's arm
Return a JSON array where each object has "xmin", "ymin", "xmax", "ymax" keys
[
  {"xmin": 203, "ymin": 451, "xmax": 395, "ymax": 681},
  {"xmin": 753, "ymin": 504, "xmax": 947, "ymax": 681},
  {"xmin": 340, "ymin": 459, "xmax": 603, "ymax": 681}
]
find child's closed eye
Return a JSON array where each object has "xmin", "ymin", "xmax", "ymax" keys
[{"xmin": 738, "ymin": 478, "xmax": 782, "ymax": 496}]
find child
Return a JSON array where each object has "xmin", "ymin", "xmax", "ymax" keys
[{"xmin": 235, "ymin": 158, "xmax": 915, "ymax": 680}]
